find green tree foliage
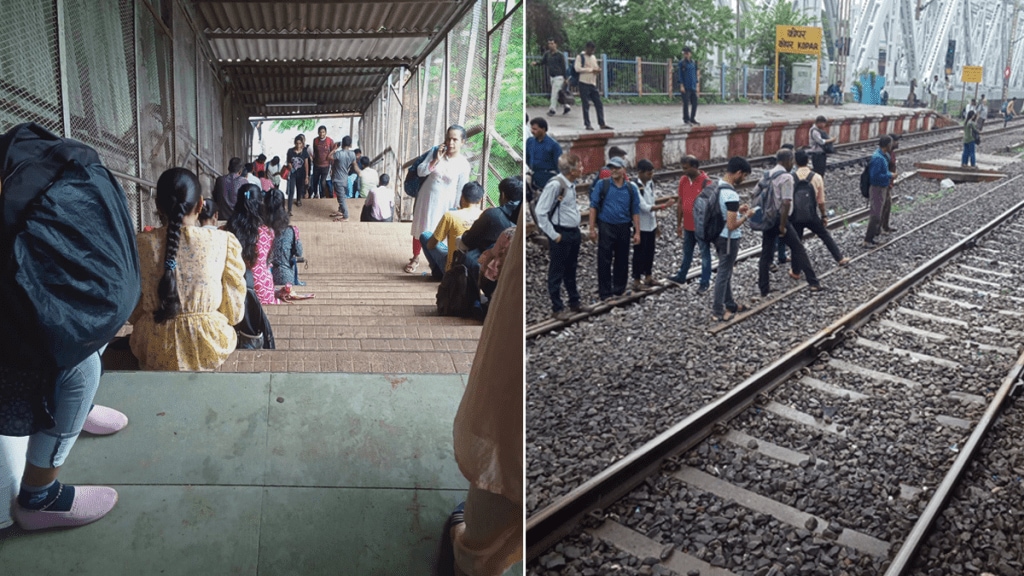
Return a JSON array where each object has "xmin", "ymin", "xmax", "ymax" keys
[
  {"xmin": 740, "ymin": 2, "xmax": 813, "ymax": 82},
  {"xmin": 560, "ymin": 0, "xmax": 735, "ymax": 61},
  {"xmin": 270, "ymin": 118, "xmax": 318, "ymax": 134},
  {"xmin": 525, "ymin": 0, "xmax": 567, "ymax": 53}
]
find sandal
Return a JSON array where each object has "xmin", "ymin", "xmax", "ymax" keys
[
  {"xmin": 733, "ymin": 304, "xmax": 748, "ymax": 314},
  {"xmin": 788, "ymin": 270, "xmax": 801, "ymax": 280},
  {"xmin": 433, "ymin": 502, "xmax": 466, "ymax": 576},
  {"xmin": 809, "ymin": 284, "xmax": 823, "ymax": 292},
  {"xmin": 404, "ymin": 259, "xmax": 419, "ymax": 274}
]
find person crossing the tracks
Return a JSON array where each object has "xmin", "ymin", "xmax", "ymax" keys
[
  {"xmin": 631, "ymin": 160, "xmax": 670, "ymax": 292},
  {"xmin": 526, "ymin": 117, "xmax": 562, "ymax": 208},
  {"xmin": 864, "ymin": 135, "xmax": 896, "ymax": 247},
  {"xmin": 962, "ymin": 110, "xmax": 979, "ymax": 169},
  {"xmin": 669, "ymin": 155, "xmax": 713, "ymax": 292},
  {"xmin": 881, "ymin": 134, "xmax": 899, "ymax": 235},
  {"xmin": 711, "ymin": 157, "xmax": 753, "ymax": 322},
  {"xmin": 977, "ymin": 94, "xmax": 989, "ymax": 131},
  {"xmin": 588, "ymin": 156, "xmax": 640, "ymax": 301},
  {"xmin": 790, "ymin": 149, "xmax": 849, "ymax": 269},
  {"xmin": 1004, "ymin": 97, "xmax": 1017, "ymax": 127},
  {"xmin": 757, "ymin": 148, "xmax": 822, "ymax": 296},
  {"xmin": 808, "ymin": 115, "xmax": 836, "ymax": 177},
  {"xmin": 677, "ymin": 46, "xmax": 700, "ymax": 125},
  {"xmin": 536, "ymin": 154, "xmax": 583, "ymax": 320}
]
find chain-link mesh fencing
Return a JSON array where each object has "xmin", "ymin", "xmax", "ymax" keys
[
  {"xmin": 0, "ymin": 0, "xmax": 64, "ymax": 135},
  {"xmin": 374, "ymin": 0, "xmax": 523, "ymax": 219}
]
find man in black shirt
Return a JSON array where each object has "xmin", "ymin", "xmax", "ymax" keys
[
  {"xmin": 463, "ymin": 177, "xmax": 522, "ymax": 282},
  {"xmin": 532, "ymin": 39, "xmax": 571, "ymax": 117}
]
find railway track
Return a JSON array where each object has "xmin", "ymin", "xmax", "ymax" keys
[
  {"xmin": 527, "ymin": 192, "xmax": 1024, "ymax": 575},
  {"xmin": 526, "ymin": 124, "xmax": 1024, "ymax": 339}
]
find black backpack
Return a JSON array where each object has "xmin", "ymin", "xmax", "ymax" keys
[
  {"xmin": 0, "ymin": 123, "xmax": 141, "ymax": 435},
  {"xmin": 437, "ymin": 252, "xmax": 478, "ymax": 317},
  {"xmin": 790, "ymin": 172, "xmax": 819, "ymax": 225},
  {"xmin": 567, "ymin": 53, "xmax": 583, "ymax": 87},
  {"xmin": 859, "ymin": 163, "xmax": 872, "ymax": 198},
  {"xmin": 404, "ymin": 146, "xmax": 438, "ymax": 198},
  {"xmin": 693, "ymin": 179, "xmax": 726, "ymax": 244}
]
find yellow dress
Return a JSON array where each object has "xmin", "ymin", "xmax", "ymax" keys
[{"xmin": 130, "ymin": 226, "xmax": 247, "ymax": 371}]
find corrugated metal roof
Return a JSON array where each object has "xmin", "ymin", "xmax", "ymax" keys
[{"xmin": 192, "ymin": 0, "xmax": 474, "ymax": 117}]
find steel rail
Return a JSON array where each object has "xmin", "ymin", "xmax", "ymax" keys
[
  {"xmin": 526, "ymin": 192, "xmax": 1024, "ymax": 563},
  {"xmin": 886, "ymin": 352, "xmax": 1024, "ymax": 575}
]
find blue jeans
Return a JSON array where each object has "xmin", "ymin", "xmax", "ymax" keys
[
  {"xmin": 347, "ymin": 174, "xmax": 359, "ymax": 198},
  {"xmin": 419, "ymin": 232, "xmax": 448, "ymax": 280},
  {"xmin": 332, "ymin": 180, "xmax": 349, "ymax": 217},
  {"xmin": 674, "ymin": 229, "xmax": 712, "ymax": 287},
  {"xmin": 962, "ymin": 142, "xmax": 976, "ymax": 166},
  {"xmin": 26, "ymin": 347, "xmax": 105, "ymax": 469}
]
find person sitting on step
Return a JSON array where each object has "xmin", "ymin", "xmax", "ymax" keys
[{"xmin": 421, "ymin": 181, "xmax": 486, "ymax": 281}]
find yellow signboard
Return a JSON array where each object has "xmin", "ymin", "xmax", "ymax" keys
[
  {"xmin": 961, "ymin": 66, "xmax": 983, "ymax": 84},
  {"xmin": 775, "ymin": 26, "xmax": 823, "ymax": 56}
]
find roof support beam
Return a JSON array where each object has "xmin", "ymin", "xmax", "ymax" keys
[
  {"xmin": 218, "ymin": 59, "xmax": 412, "ymax": 68},
  {"xmin": 206, "ymin": 31, "xmax": 432, "ymax": 39}
]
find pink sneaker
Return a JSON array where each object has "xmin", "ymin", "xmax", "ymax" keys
[
  {"xmin": 81, "ymin": 405, "xmax": 128, "ymax": 435},
  {"xmin": 14, "ymin": 486, "xmax": 118, "ymax": 530}
]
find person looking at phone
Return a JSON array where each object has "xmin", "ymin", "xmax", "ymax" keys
[
  {"xmin": 406, "ymin": 125, "xmax": 472, "ymax": 274},
  {"xmin": 711, "ymin": 157, "xmax": 752, "ymax": 322}
]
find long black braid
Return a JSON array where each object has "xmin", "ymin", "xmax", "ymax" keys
[{"xmin": 153, "ymin": 168, "xmax": 202, "ymax": 323}]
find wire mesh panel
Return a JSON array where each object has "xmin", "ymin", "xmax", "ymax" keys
[
  {"xmin": 137, "ymin": 5, "xmax": 173, "ymax": 183},
  {"xmin": 449, "ymin": 0, "xmax": 489, "ymax": 188},
  {"xmin": 483, "ymin": 6, "xmax": 523, "ymax": 205},
  {"xmin": 64, "ymin": 0, "xmax": 140, "ymax": 227},
  {"xmin": 173, "ymin": 2, "xmax": 197, "ymax": 168},
  {"xmin": 606, "ymin": 59, "xmax": 638, "ymax": 96},
  {"xmin": 0, "ymin": 0, "xmax": 63, "ymax": 135},
  {"xmin": 421, "ymin": 44, "xmax": 447, "ymax": 150}
]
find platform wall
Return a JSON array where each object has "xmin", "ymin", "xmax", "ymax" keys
[{"xmin": 566, "ymin": 110, "xmax": 955, "ymax": 173}]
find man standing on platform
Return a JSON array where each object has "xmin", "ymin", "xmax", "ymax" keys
[
  {"xmin": 677, "ymin": 47, "xmax": 700, "ymax": 126},
  {"xmin": 928, "ymin": 75, "xmax": 939, "ymax": 110},
  {"xmin": 533, "ymin": 39, "xmax": 571, "ymax": 117},
  {"xmin": 588, "ymin": 157, "xmax": 640, "ymax": 300},
  {"xmin": 864, "ymin": 135, "xmax": 895, "ymax": 246},
  {"xmin": 575, "ymin": 41, "xmax": 612, "ymax": 131}
]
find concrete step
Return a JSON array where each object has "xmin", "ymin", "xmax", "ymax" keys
[
  {"xmin": 219, "ymin": 349, "xmax": 475, "ymax": 374},
  {"xmin": 273, "ymin": 338, "xmax": 479, "ymax": 353}
]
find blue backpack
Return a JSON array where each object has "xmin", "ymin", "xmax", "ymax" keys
[
  {"xmin": 404, "ymin": 146, "xmax": 438, "ymax": 198},
  {"xmin": 567, "ymin": 53, "xmax": 582, "ymax": 87}
]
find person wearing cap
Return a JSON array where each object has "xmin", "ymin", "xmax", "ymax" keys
[
  {"xmin": 575, "ymin": 41, "xmax": 613, "ymax": 131},
  {"xmin": 588, "ymin": 156, "xmax": 640, "ymax": 300},
  {"xmin": 676, "ymin": 47, "xmax": 700, "ymax": 125}
]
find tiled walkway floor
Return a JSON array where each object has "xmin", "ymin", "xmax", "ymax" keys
[{"xmin": 0, "ymin": 373, "xmax": 521, "ymax": 575}]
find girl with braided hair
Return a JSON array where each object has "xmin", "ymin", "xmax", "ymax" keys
[
  {"xmin": 129, "ymin": 168, "xmax": 247, "ymax": 370},
  {"xmin": 227, "ymin": 184, "xmax": 279, "ymax": 304}
]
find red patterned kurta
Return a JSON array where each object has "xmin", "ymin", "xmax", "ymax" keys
[{"xmin": 253, "ymin": 226, "xmax": 279, "ymax": 304}]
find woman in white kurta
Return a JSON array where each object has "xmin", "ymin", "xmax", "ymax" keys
[{"xmin": 407, "ymin": 125, "xmax": 471, "ymax": 273}]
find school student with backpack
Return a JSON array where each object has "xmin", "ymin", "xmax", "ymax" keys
[
  {"xmin": 536, "ymin": 155, "xmax": 583, "ymax": 320},
  {"xmin": 588, "ymin": 156, "xmax": 641, "ymax": 300},
  {"xmin": 753, "ymin": 148, "xmax": 822, "ymax": 296},
  {"xmin": 790, "ymin": 150, "xmax": 849, "ymax": 270},
  {"xmin": 710, "ymin": 157, "xmax": 753, "ymax": 321}
]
